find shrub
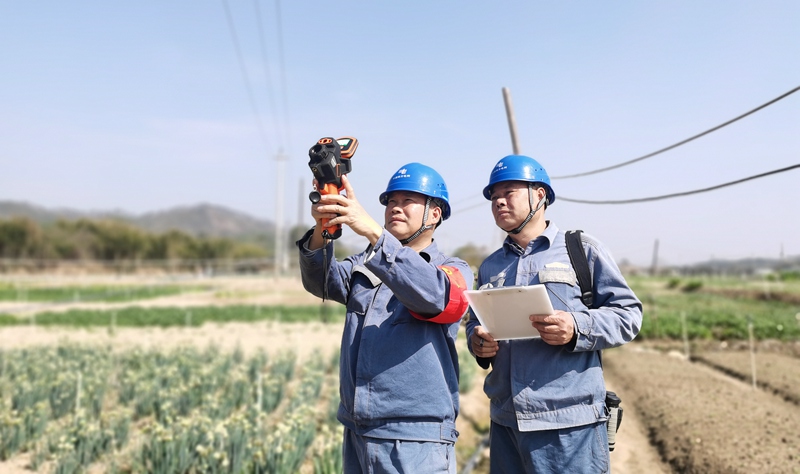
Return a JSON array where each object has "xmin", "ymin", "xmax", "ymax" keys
[{"xmin": 682, "ymin": 281, "xmax": 703, "ymax": 292}]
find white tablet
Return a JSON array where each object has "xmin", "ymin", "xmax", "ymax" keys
[{"xmin": 464, "ymin": 285, "xmax": 555, "ymax": 340}]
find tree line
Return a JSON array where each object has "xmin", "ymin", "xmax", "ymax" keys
[
  {"xmin": 0, "ymin": 217, "xmax": 269, "ymax": 261},
  {"xmin": 0, "ymin": 216, "xmax": 490, "ymax": 271}
]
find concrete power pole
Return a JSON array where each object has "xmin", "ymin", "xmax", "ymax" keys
[
  {"xmin": 297, "ymin": 178, "xmax": 305, "ymax": 227},
  {"xmin": 650, "ymin": 239, "xmax": 660, "ymax": 276},
  {"xmin": 502, "ymin": 87, "xmax": 521, "ymax": 155},
  {"xmin": 499, "ymin": 87, "xmax": 522, "ymax": 245},
  {"xmin": 274, "ymin": 150, "xmax": 289, "ymax": 276}
]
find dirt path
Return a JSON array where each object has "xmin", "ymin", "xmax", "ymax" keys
[
  {"xmin": 0, "ymin": 321, "xmax": 343, "ymax": 361},
  {"xmin": 0, "ymin": 275, "xmax": 322, "ymax": 317}
]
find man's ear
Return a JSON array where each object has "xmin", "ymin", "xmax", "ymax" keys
[
  {"xmin": 429, "ymin": 205, "xmax": 442, "ymax": 225},
  {"xmin": 537, "ymin": 187, "xmax": 547, "ymax": 203}
]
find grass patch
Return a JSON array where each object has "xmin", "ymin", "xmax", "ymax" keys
[
  {"xmin": 633, "ymin": 286, "xmax": 800, "ymax": 340},
  {"xmin": 0, "ymin": 283, "xmax": 208, "ymax": 303},
  {"xmin": 0, "ymin": 313, "xmax": 18, "ymax": 324},
  {"xmin": 0, "ymin": 304, "xmax": 346, "ymax": 327}
]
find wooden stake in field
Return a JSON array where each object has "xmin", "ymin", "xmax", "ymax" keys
[
  {"xmin": 747, "ymin": 315, "xmax": 757, "ymax": 389},
  {"xmin": 681, "ymin": 311, "xmax": 690, "ymax": 359},
  {"xmin": 649, "ymin": 294, "xmax": 659, "ymax": 338}
]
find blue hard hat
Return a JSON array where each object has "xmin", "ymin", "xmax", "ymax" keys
[
  {"xmin": 379, "ymin": 162, "xmax": 451, "ymax": 220},
  {"xmin": 482, "ymin": 155, "xmax": 556, "ymax": 204}
]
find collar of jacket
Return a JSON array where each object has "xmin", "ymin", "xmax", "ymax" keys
[{"xmin": 502, "ymin": 220, "xmax": 558, "ymax": 257}]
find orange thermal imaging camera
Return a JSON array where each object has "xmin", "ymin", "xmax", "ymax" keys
[{"xmin": 308, "ymin": 136, "xmax": 359, "ymax": 239}]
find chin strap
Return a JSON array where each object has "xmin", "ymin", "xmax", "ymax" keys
[
  {"xmin": 400, "ymin": 197, "xmax": 437, "ymax": 245},
  {"xmin": 506, "ymin": 183, "xmax": 546, "ymax": 235}
]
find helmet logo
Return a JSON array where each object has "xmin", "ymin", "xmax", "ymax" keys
[
  {"xmin": 496, "ymin": 162, "xmax": 504, "ymax": 169},
  {"xmin": 392, "ymin": 169, "xmax": 411, "ymax": 180}
]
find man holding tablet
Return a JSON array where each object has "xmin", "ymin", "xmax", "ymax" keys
[{"xmin": 465, "ymin": 155, "xmax": 642, "ymax": 473}]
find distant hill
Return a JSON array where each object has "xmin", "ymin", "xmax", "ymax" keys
[{"xmin": 0, "ymin": 200, "xmax": 274, "ymax": 238}]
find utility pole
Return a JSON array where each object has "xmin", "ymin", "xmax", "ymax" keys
[
  {"xmin": 499, "ymin": 87, "xmax": 521, "ymax": 245},
  {"xmin": 274, "ymin": 149, "xmax": 289, "ymax": 276},
  {"xmin": 297, "ymin": 178, "xmax": 305, "ymax": 227},
  {"xmin": 650, "ymin": 239, "xmax": 660, "ymax": 276},
  {"xmin": 502, "ymin": 87, "xmax": 521, "ymax": 155}
]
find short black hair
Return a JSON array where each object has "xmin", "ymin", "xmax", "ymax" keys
[{"xmin": 430, "ymin": 197, "xmax": 446, "ymax": 228}]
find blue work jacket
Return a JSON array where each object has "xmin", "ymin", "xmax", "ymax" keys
[
  {"xmin": 465, "ymin": 221, "xmax": 642, "ymax": 432},
  {"xmin": 297, "ymin": 229, "xmax": 473, "ymax": 443}
]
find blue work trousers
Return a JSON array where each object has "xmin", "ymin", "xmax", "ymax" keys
[
  {"xmin": 489, "ymin": 421, "xmax": 610, "ymax": 474},
  {"xmin": 343, "ymin": 427, "xmax": 456, "ymax": 474}
]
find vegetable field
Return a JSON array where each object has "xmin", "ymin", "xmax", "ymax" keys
[{"xmin": 1, "ymin": 343, "xmax": 344, "ymax": 473}]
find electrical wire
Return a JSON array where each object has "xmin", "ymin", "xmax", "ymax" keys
[
  {"xmin": 552, "ymin": 85, "xmax": 800, "ymax": 180},
  {"xmin": 221, "ymin": 0, "xmax": 271, "ymax": 151},
  {"xmin": 274, "ymin": 0, "xmax": 293, "ymax": 155},
  {"xmin": 453, "ymin": 200, "xmax": 491, "ymax": 215},
  {"xmin": 252, "ymin": 0, "xmax": 284, "ymax": 148},
  {"xmin": 558, "ymin": 163, "xmax": 800, "ymax": 204},
  {"xmin": 451, "ymin": 163, "xmax": 800, "ymax": 212}
]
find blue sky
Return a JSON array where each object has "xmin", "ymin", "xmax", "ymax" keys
[{"xmin": 2, "ymin": 1, "xmax": 799, "ymax": 266}]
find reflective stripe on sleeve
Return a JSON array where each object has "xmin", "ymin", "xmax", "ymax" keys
[{"xmin": 410, "ymin": 265, "xmax": 470, "ymax": 324}]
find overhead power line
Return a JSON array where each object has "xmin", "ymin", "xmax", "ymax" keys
[
  {"xmin": 221, "ymin": 0, "xmax": 271, "ymax": 151},
  {"xmin": 552, "ymin": 85, "xmax": 800, "ymax": 180},
  {"xmin": 273, "ymin": 0, "xmax": 292, "ymax": 154},
  {"xmin": 558, "ymin": 163, "xmax": 800, "ymax": 204},
  {"xmin": 453, "ymin": 163, "xmax": 800, "ymax": 213},
  {"xmin": 252, "ymin": 0, "xmax": 283, "ymax": 147}
]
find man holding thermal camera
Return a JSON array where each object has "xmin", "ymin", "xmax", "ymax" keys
[
  {"xmin": 466, "ymin": 155, "xmax": 642, "ymax": 473},
  {"xmin": 297, "ymin": 162, "xmax": 472, "ymax": 473}
]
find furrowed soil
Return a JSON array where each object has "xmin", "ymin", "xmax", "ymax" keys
[
  {"xmin": 693, "ymin": 347, "xmax": 800, "ymax": 404},
  {"xmin": 604, "ymin": 345, "xmax": 800, "ymax": 473}
]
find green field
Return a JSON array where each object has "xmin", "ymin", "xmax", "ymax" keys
[
  {"xmin": 629, "ymin": 276, "xmax": 800, "ymax": 340},
  {"xmin": 0, "ymin": 304, "xmax": 346, "ymax": 328},
  {"xmin": 0, "ymin": 283, "xmax": 207, "ymax": 303}
]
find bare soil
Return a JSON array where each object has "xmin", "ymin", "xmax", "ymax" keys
[
  {"xmin": 604, "ymin": 345, "xmax": 800, "ymax": 473},
  {"xmin": 692, "ymin": 348, "xmax": 800, "ymax": 404}
]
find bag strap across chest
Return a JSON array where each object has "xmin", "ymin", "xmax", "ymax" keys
[{"xmin": 565, "ymin": 230, "xmax": 594, "ymax": 308}]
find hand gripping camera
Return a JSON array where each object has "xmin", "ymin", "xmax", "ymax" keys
[{"xmin": 307, "ymin": 136, "xmax": 358, "ymax": 240}]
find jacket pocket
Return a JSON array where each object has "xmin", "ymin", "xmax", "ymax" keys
[
  {"xmin": 538, "ymin": 266, "xmax": 577, "ymax": 286},
  {"xmin": 539, "ymin": 267, "xmax": 579, "ymax": 310},
  {"xmin": 347, "ymin": 269, "xmax": 379, "ymax": 315}
]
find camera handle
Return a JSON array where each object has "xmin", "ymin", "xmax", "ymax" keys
[
  {"xmin": 307, "ymin": 137, "xmax": 358, "ymax": 240},
  {"xmin": 309, "ymin": 182, "xmax": 345, "ymax": 239},
  {"xmin": 606, "ymin": 391, "xmax": 623, "ymax": 452}
]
